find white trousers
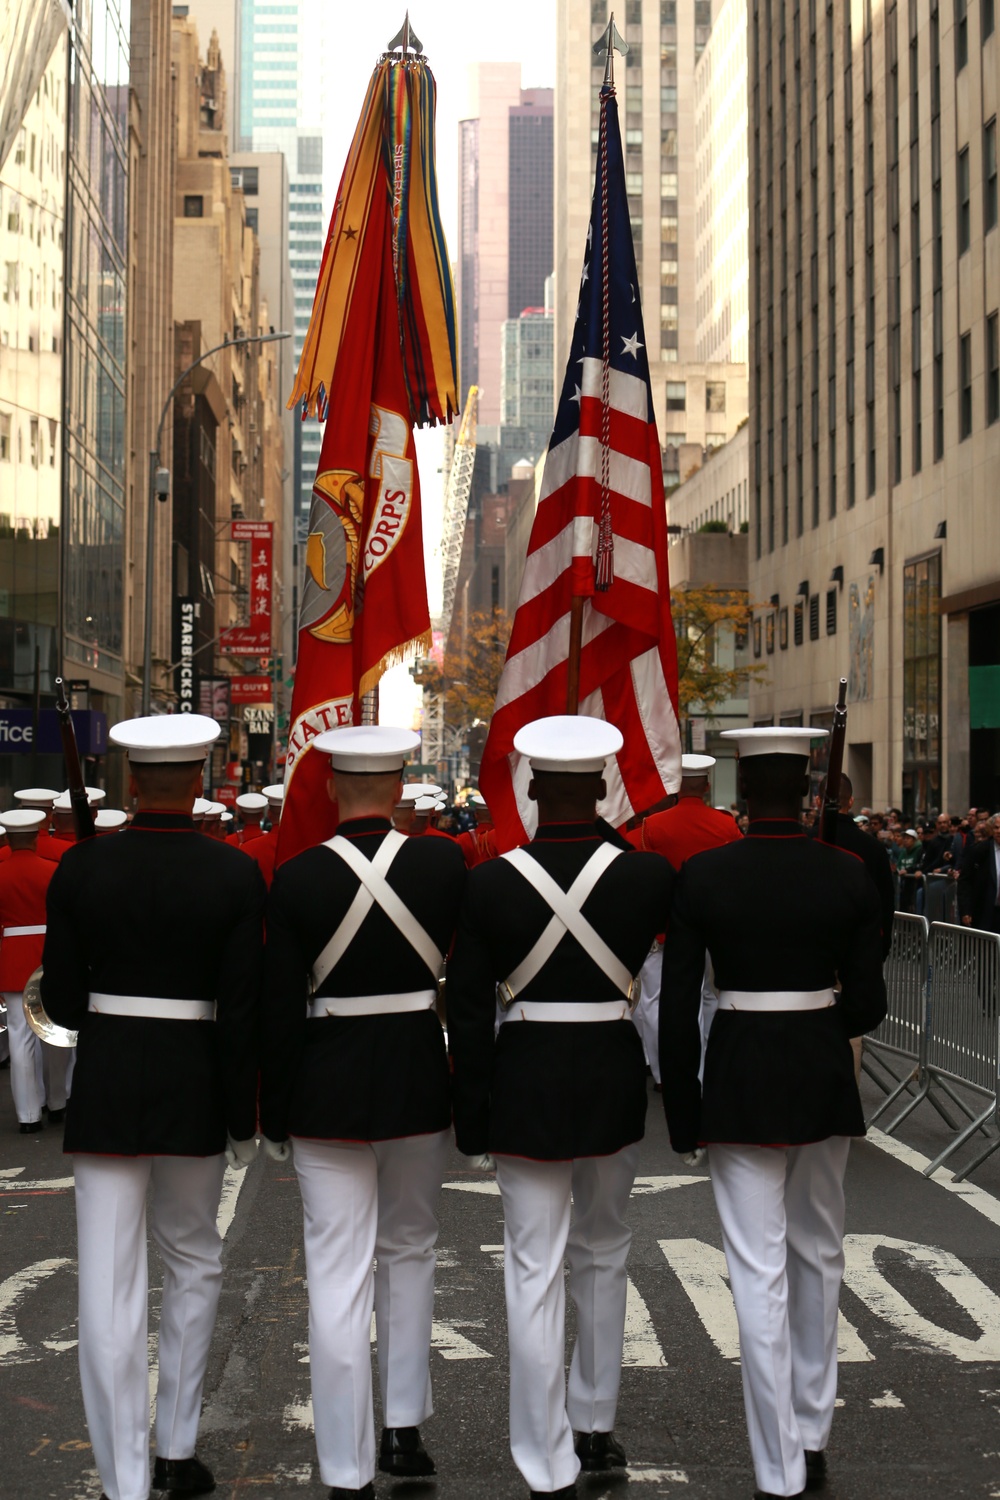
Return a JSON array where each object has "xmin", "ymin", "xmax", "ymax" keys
[
  {"xmin": 294, "ymin": 1130, "xmax": 449, "ymax": 1490},
  {"xmin": 74, "ymin": 1153, "xmax": 227, "ymax": 1500},
  {"xmin": 710, "ymin": 1138, "xmax": 851, "ymax": 1498},
  {"xmin": 495, "ymin": 1142, "xmax": 640, "ymax": 1494},
  {"xmin": 632, "ymin": 948, "xmax": 662, "ymax": 1080},
  {"xmin": 3, "ymin": 991, "xmax": 72, "ymax": 1122}
]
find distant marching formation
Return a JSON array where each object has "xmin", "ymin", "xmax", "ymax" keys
[{"xmin": 0, "ymin": 709, "xmax": 888, "ymax": 1500}]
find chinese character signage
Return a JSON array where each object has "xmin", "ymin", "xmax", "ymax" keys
[{"xmin": 219, "ymin": 521, "xmax": 272, "ymax": 653}]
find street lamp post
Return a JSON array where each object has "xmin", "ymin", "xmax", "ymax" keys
[{"xmin": 141, "ymin": 330, "xmax": 291, "ymax": 716}]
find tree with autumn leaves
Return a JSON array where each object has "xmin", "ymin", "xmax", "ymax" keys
[{"xmin": 413, "ymin": 610, "xmax": 512, "ymax": 740}]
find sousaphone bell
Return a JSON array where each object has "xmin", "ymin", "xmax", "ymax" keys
[{"xmin": 22, "ymin": 965, "xmax": 78, "ymax": 1048}]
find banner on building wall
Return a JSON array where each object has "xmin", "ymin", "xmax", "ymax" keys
[
  {"xmin": 174, "ymin": 597, "xmax": 196, "ymax": 712},
  {"xmin": 219, "ymin": 521, "xmax": 273, "ymax": 653},
  {"xmin": 198, "ymin": 677, "xmax": 231, "ymax": 722},
  {"xmin": 230, "ymin": 675, "xmax": 272, "ymax": 704}
]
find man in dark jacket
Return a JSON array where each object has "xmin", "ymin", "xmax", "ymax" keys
[
  {"xmin": 814, "ymin": 772, "xmax": 895, "ymax": 957},
  {"xmin": 42, "ymin": 714, "xmax": 265, "ymax": 1500},
  {"xmin": 449, "ymin": 715, "xmax": 673, "ymax": 1500},
  {"xmin": 260, "ymin": 726, "xmax": 466, "ymax": 1500},
  {"xmin": 958, "ymin": 813, "xmax": 1000, "ymax": 932},
  {"xmin": 661, "ymin": 727, "xmax": 886, "ymax": 1500}
]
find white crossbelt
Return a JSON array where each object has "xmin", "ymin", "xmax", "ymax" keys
[
  {"xmin": 4, "ymin": 925, "xmax": 46, "ymax": 937},
  {"xmin": 310, "ymin": 830, "xmax": 443, "ymax": 994},
  {"xmin": 307, "ymin": 989, "xmax": 437, "ymax": 1019},
  {"xmin": 499, "ymin": 843, "xmax": 635, "ymax": 1003},
  {"xmin": 88, "ymin": 993, "xmax": 215, "ymax": 1021},
  {"xmin": 717, "ymin": 988, "xmax": 837, "ymax": 1012},
  {"xmin": 500, "ymin": 1000, "xmax": 631, "ymax": 1024}
]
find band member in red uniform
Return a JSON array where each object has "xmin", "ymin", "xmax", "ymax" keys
[
  {"xmin": 10, "ymin": 788, "xmax": 69, "ymax": 863},
  {"xmin": 243, "ymin": 784, "xmax": 283, "ymax": 886},
  {"xmin": 456, "ymin": 793, "xmax": 500, "ymax": 868},
  {"xmin": 0, "ymin": 808, "xmax": 65, "ymax": 1131},
  {"xmin": 226, "ymin": 791, "xmax": 267, "ymax": 847}
]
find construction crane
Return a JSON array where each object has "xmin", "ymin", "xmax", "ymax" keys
[
  {"xmin": 414, "ymin": 384, "xmax": 478, "ymax": 781},
  {"xmin": 436, "ymin": 384, "xmax": 478, "ymax": 638}
]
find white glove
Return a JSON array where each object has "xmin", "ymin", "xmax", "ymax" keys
[
  {"xmin": 682, "ymin": 1148, "xmax": 706, "ymax": 1167},
  {"xmin": 461, "ymin": 1151, "xmax": 496, "ymax": 1172},
  {"xmin": 263, "ymin": 1136, "xmax": 291, "ymax": 1162},
  {"xmin": 225, "ymin": 1136, "xmax": 257, "ymax": 1169}
]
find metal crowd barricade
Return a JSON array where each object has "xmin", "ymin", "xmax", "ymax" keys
[
  {"xmin": 923, "ymin": 872, "xmax": 959, "ymax": 925},
  {"xmin": 863, "ymin": 913, "xmax": 928, "ymax": 1124},
  {"xmin": 920, "ymin": 922, "xmax": 1000, "ymax": 1180}
]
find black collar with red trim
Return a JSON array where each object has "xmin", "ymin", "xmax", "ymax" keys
[
  {"xmin": 746, "ymin": 817, "xmax": 806, "ymax": 839},
  {"xmin": 129, "ymin": 811, "xmax": 195, "ymax": 832},
  {"xmin": 534, "ymin": 821, "xmax": 602, "ymax": 842},
  {"xmin": 335, "ymin": 816, "xmax": 393, "ymax": 840}
]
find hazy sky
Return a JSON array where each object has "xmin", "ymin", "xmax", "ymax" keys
[{"xmin": 303, "ymin": 4, "xmax": 557, "ymax": 728}]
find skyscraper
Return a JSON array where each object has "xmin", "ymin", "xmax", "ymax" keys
[
  {"xmin": 747, "ymin": 0, "xmax": 1000, "ymax": 814},
  {"xmin": 556, "ymin": 1, "xmax": 747, "ymax": 488},
  {"xmin": 458, "ymin": 66, "xmax": 554, "ymax": 426}
]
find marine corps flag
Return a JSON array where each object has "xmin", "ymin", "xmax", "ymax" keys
[
  {"xmin": 278, "ymin": 34, "xmax": 458, "ymax": 867},
  {"xmin": 479, "ymin": 60, "xmax": 682, "ymax": 848}
]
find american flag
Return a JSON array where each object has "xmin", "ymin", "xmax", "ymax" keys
[{"xmin": 479, "ymin": 82, "xmax": 682, "ymax": 848}]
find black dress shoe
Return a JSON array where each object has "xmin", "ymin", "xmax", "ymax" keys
[
  {"xmin": 152, "ymin": 1455, "xmax": 216, "ymax": 1494},
  {"xmin": 529, "ymin": 1487, "xmax": 577, "ymax": 1499},
  {"xmin": 804, "ymin": 1450, "xmax": 827, "ymax": 1490},
  {"xmin": 378, "ymin": 1425, "xmax": 435, "ymax": 1477},
  {"xmin": 46, "ymin": 1107, "xmax": 66, "ymax": 1124},
  {"xmin": 19, "ymin": 1120, "xmax": 43, "ymax": 1134},
  {"xmin": 328, "ymin": 1487, "xmax": 374, "ymax": 1500},
  {"xmin": 754, "ymin": 1491, "xmax": 805, "ymax": 1499},
  {"xmin": 575, "ymin": 1430, "xmax": 627, "ymax": 1471}
]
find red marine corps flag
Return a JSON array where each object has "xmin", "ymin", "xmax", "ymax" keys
[
  {"xmin": 480, "ymin": 28, "xmax": 682, "ymax": 848},
  {"xmin": 278, "ymin": 23, "xmax": 458, "ymax": 866}
]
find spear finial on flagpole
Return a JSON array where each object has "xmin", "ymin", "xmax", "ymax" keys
[
  {"xmin": 386, "ymin": 12, "xmax": 424, "ymax": 58},
  {"xmin": 593, "ymin": 13, "xmax": 628, "ymax": 90}
]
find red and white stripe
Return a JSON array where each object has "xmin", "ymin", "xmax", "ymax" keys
[{"xmin": 480, "ymin": 359, "xmax": 682, "ymax": 848}]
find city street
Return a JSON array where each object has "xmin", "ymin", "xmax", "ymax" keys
[{"xmin": 2, "ymin": 1072, "xmax": 1000, "ymax": 1500}]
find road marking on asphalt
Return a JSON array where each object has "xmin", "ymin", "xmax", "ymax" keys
[
  {"xmin": 631, "ymin": 1175, "xmax": 709, "ymax": 1194},
  {"xmin": 843, "ymin": 1235, "xmax": 1000, "ymax": 1361},
  {"xmin": 217, "ymin": 1164, "xmax": 247, "ymax": 1238},
  {"xmin": 0, "ymin": 1258, "xmax": 73, "ymax": 1366},
  {"xmin": 282, "ymin": 1396, "xmax": 314, "ymax": 1432},
  {"xmin": 0, "ymin": 1167, "xmax": 74, "ymax": 1191},
  {"xmin": 624, "ymin": 1467, "xmax": 690, "ymax": 1483},
  {"xmin": 443, "ymin": 1179, "xmax": 501, "ymax": 1195},
  {"xmin": 871, "ymin": 1389, "xmax": 905, "ymax": 1407},
  {"xmin": 867, "ymin": 1128, "xmax": 1000, "ymax": 1229},
  {"xmin": 431, "ymin": 1318, "xmax": 492, "ymax": 1359},
  {"xmin": 658, "ymin": 1238, "xmax": 874, "ymax": 1362},
  {"xmin": 624, "ymin": 1277, "xmax": 667, "ymax": 1367}
]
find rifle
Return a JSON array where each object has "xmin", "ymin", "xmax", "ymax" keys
[
  {"xmin": 54, "ymin": 677, "xmax": 96, "ymax": 842},
  {"xmin": 820, "ymin": 677, "xmax": 848, "ymax": 846}
]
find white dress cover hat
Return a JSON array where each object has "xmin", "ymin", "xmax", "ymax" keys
[
  {"xmin": 719, "ymin": 726, "xmax": 829, "ymax": 757},
  {"xmin": 13, "ymin": 787, "xmax": 59, "ymax": 808},
  {"xmin": 314, "ymin": 725, "xmax": 421, "ymax": 773},
  {"xmin": 1, "ymin": 808, "xmax": 46, "ymax": 831},
  {"xmin": 513, "ymin": 715, "xmax": 624, "ymax": 773},
  {"xmin": 235, "ymin": 793, "xmax": 268, "ymax": 812},
  {"xmin": 680, "ymin": 753, "xmax": 716, "ymax": 773},
  {"xmin": 109, "ymin": 714, "xmax": 221, "ymax": 763}
]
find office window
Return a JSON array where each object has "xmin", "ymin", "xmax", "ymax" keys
[
  {"xmin": 826, "ymin": 589, "xmax": 838, "ymax": 635},
  {"xmin": 986, "ymin": 120, "xmax": 998, "ymax": 232},
  {"xmin": 666, "ymin": 382, "xmax": 686, "ymax": 411},
  {"xmin": 985, "ymin": 0, "xmax": 996, "ymax": 40},
  {"xmin": 958, "ymin": 148, "xmax": 971, "ymax": 252},
  {"xmin": 245, "ymin": 208, "xmax": 259, "ymax": 233},
  {"xmin": 902, "ymin": 553, "xmax": 941, "ymax": 814},
  {"xmin": 960, "ymin": 331, "xmax": 973, "ymax": 438},
  {"xmin": 956, "ymin": 0, "xmax": 969, "ymax": 66},
  {"xmin": 809, "ymin": 593, "xmax": 820, "ymax": 640},
  {"xmin": 987, "ymin": 313, "xmax": 999, "ymax": 425},
  {"xmin": 29, "ymin": 416, "xmax": 38, "ymax": 468},
  {"xmin": 184, "ymin": 195, "xmax": 204, "ymax": 218},
  {"xmin": 706, "ymin": 381, "xmax": 726, "ymax": 412},
  {"xmin": 0, "ymin": 412, "xmax": 9, "ymax": 461},
  {"xmin": 661, "ymin": 259, "xmax": 678, "ymax": 285},
  {"xmin": 794, "ymin": 600, "xmax": 804, "ymax": 644}
]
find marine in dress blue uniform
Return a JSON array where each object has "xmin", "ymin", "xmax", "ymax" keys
[
  {"xmin": 260, "ymin": 727, "xmax": 466, "ymax": 1500},
  {"xmin": 42, "ymin": 714, "xmax": 265, "ymax": 1500},
  {"xmin": 448, "ymin": 716, "xmax": 674, "ymax": 1500},
  {"xmin": 659, "ymin": 727, "xmax": 887, "ymax": 1500}
]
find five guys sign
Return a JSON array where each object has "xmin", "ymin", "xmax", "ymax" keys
[{"xmin": 219, "ymin": 521, "xmax": 273, "ymax": 653}]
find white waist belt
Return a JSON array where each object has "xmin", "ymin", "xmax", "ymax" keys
[
  {"xmin": 501, "ymin": 1000, "xmax": 631, "ymax": 1024},
  {"xmin": 88, "ymin": 994, "xmax": 215, "ymax": 1021},
  {"xmin": 308, "ymin": 989, "xmax": 437, "ymax": 1019},
  {"xmin": 4, "ymin": 925, "xmax": 46, "ymax": 937},
  {"xmin": 717, "ymin": 988, "xmax": 837, "ymax": 1013}
]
